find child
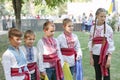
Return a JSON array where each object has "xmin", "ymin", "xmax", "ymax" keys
[
  {"xmin": 1, "ymin": 28, "xmax": 30, "ymax": 80},
  {"xmin": 37, "ymin": 21, "xmax": 64, "ymax": 80},
  {"xmin": 88, "ymin": 8, "xmax": 115, "ymax": 80},
  {"xmin": 20, "ymin": 30, "xmax": 40, "ymax": 80},
  {"xmin": 57, "ymin": 18, "xmax": 82, "ymax": 77}
]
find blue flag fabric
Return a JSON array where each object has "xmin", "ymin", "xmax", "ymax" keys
[{"xmin": 75, "ymin": 58, "xmax": 83, "ymax": 80}]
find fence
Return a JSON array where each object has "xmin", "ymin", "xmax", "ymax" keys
[{"xmin": 1, "ymin": 19, "xmax": 82, "ymax": 31}]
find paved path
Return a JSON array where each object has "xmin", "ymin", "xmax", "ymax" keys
[{"xmin": 0, "ymin": 31, "xmax": 7, "ymax": 36}]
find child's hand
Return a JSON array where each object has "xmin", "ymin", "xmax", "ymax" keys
[
  {"xmin": 90, "ymin": 56, "xmax": 94, "ymax": 66},
  {"xmin": 105, "ymin": 57, "xmax": 111, "ymax": 68},
  {"xmin": 105, "ymin": 54, "xmax": 111, "ymax": 68},
  {"xmin": 76, "ymin": 54, "xmax": 82, "ymax": 60},
  {"xmin": 41, "ymin": 72, "xmax": 46, "ymax": 78},
  {"xmin": 90, "ymin": 51, "xmax": 94, "ymax": 66}
]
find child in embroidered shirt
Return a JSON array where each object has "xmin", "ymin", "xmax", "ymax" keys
[
  {"xmin": 88, "ymin": 8, "xmax": 115, "ymax": 80},
  {"xmin": 57, "ymin": 18, "xmax": 83, "ymax": 78},
  {"xmin": 37, "ymin": 21, "xmax": 64, "ymax": 80},
  {"xmin": 2, "ymin": 28, "xmax": 30, "ymax": 80},
  {"xmin": 20, "ymin": 30, "xmax": 40, "ymax": 80}
]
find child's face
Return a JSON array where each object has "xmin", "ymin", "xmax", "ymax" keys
[
  {"xmin": 9, "ymin": 36, "xmax": 22, "ymax": 48},
  {"xmin": 97, "ymin": 12, "xmax": 106, "ymax": 24},
  {"xmin": 45, "ymin": 24, "xmax": 55, "ymax": 37},
  {"xmin": 24, "ymin": 35, "xmax": 35, "ymax": 47},
  {"xmin": 64, "ymin": 22, "xmax": 74, "ymax": 33}
]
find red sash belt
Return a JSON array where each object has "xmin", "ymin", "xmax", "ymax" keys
[
  {"xmin": 61, "ymin": 48, "xmax": 77, "ymax": 62},
  {"xmin": 43, "ymin": 53, "xmax": 63, "ymax": 80},
  {"xmin": 27, "ymin": 62, "xmax": 40, "ymax": 80},
  {"xmin": 11, "ymin": 66, "xmax": 30, "ymax": 80},
  {"xmin": 92, "ymin": 37, "xmax": 109, "ymax": 76}
]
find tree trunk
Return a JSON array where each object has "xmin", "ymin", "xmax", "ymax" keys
[{"xmin": 12, "ymin": 0, "xmax": 22, "ymax": 30}]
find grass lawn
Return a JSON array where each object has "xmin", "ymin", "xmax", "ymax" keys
[{"xmin": 0, "ymin": 31, "xmax": 120, "ymax": 80}]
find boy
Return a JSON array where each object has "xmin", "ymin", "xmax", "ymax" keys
[
  {"xmin": 37, "ymin": 21, "xmax": 64, "ymax": 80},
  {"xmin": 20, "ymin": 30, "xmax": 40, "ymax": 80},
  {"xmin": 2, "ymin": 28, "xmax": 30, "ymax": 80},
  {"xmin": 57, "ymin": 18, "xmax": 83, "ymax": 77}
]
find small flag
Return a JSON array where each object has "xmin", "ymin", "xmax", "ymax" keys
[{"xmin": 108, "ymin": 0, "xmax": 116, "ymax": 14}]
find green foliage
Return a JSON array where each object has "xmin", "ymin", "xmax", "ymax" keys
[
  {"xmin": 108, "ymin": 14, "xmax": 119, "ymax": 31},
  {"xmin": 71, "ymin": 0, "xmax": 92, "ymax": 2},
  {"xmin": 108, "ymin": 19, "xmax": 116, "ymax": 31},
  {"xmin": 34, "ymin": 0, "xmax": 69, "ymax": 8},
  {"xmin": 0, "ymin": 0, "xmax": 5, "ymax": 2}
]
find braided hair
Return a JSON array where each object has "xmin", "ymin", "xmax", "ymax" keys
[{"xmin": 93, "ymin": 8, "xmax": 106, "ymax": 37}]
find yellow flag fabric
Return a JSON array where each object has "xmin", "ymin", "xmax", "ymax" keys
[
  {"xmin": 41, "ymin": 74, "xmax": 49, "ymax": 80},
  {"xmin": 108, "ymin": 1, "xmax": 113, "ymax": 14},
  {"xmin": 63, "ymin": 62, "xmax": 73, "ymax": 80},
  {"xmin": 108, "ymin": 0, "xmax": 116, "ymax": 14}
]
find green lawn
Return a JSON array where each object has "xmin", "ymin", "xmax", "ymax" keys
[{"xmin": 0, "ymin": 31, "xmax": 120, "ymax": 80}]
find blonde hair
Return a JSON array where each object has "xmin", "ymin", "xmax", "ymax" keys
[
  {"xmin": 24, "ymin": 30, "xmax": 35, "ymax": 39},
  {"xmin": 43, "ymin": 21, "xmax": 55, "ymax": 31},
  {"xmin": 63, "ymin": 18, "xmax": 72, "ymax": 25}
]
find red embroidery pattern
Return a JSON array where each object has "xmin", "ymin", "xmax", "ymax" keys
[
  {"xmin": 42, "ymin": 37, "xmax": 57, "ymax": 52},
  {"xmin": 109, "ymin": 33, "xmax": 113, "ymax": 39},
  {"xmin": 94, "ymin": 28, "xmax": 104, "ymax": 37},
  {"xmin": 64, "ymin": 32, "xmax": 75, "ymax": 48}
]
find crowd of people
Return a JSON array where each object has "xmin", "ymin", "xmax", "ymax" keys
[
  {"xmin": 1, "ymin": 10, "xmax": 120, "ymax": 32},
  {"xmin": 1, "ymin": 8, "xmax": 115, "ymax": 80}
]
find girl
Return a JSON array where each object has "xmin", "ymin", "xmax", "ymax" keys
[
  {"xmin": 20, "ymin": 30, "xmax": 40, "ymax": 80},
  {"xmin": 88, "ymin": 8, "xmax": 115, "ymax": 80}
]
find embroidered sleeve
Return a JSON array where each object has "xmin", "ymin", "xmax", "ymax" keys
[
  {"xmin": 74, "ymin": 35, "xmax": 82, "ymax": 57},
  {"xmin": 88, "ymin": 26, "xmax": 94, "ymax": 51},
  {"xmin": 37, "ymin": 40, "xmax": 46, "ymax": 72},
  {"xmin": 56, "ymin": 39, "xmax": 64, "ymax": 67},
  {"xmin": 106, "ymin": 27, "xmax": 115, "ymax": 54},
  {"xmin": 2, "ymin": 52, "xmax": 13, "ymax": 80}
]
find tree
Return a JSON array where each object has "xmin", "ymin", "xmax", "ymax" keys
[
  {"xmin": 71, "ymin": 0, "xmax": 92, "ymax": 2},
  {"xmin": 0, "ymin": 0, "xmax": 92, "ymax": 29},
  {"xmin": 0, "ymin": 0, "xmax": 70, "ymax": 29},
  {"xmin": 0, "ymin": 3, "xmax": 9, "ymax": 18},
  {"xmin": 12, "ymin": 0, "xmax": 22, "ymax": 29}
]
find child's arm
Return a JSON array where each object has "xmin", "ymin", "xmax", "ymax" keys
[
  {"xmin": 90, "ymin": 51, "xmax": 94, "ymax": 66},
  {"xmin": 34, "ymin": 47, "xmax": 39, "ymax": 64},
  {"xmin": 105, "ymin": 26, "xmax": 115, "ymax": 68},
  {"xmin": 37, "ymin": 40, "xmax": 46, "ymax": 73},
  {"xmin": 106, "ymin": 53, "xmax": 111, "ymax": 68},
  {"xmin": 88, "ymin": 26, "xmax": 94, "ymax": 52},
  {"xmin": 106, "ymin": 26, "xmax": 115, "ymax": 54},
  {"xmin": 56, "ymin": 39, "xmax": 64, "ymax": 67},
  {"xmin": 2, "ymin": 52, "xmax": 13, "ymax": 80},
  {"xmin": 88, "ymin": 26, "xmax": 94, "ymax": 66},
  {"xmin": 74, "ymin": 35, "xmax": 82, "ymax": 60}
]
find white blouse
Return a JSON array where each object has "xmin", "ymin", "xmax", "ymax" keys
[{"xmin": 88, "ymin": 24, "xmax": 115, "ymax": 55}]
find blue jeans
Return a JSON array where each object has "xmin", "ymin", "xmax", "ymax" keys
[
  {"xmin": 81, "ymin": 23, "xmax": 85, "ymax": 31},
  {"xmin": 46, "ymin": 67, "xmax": 56, "ymax": 80}
]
